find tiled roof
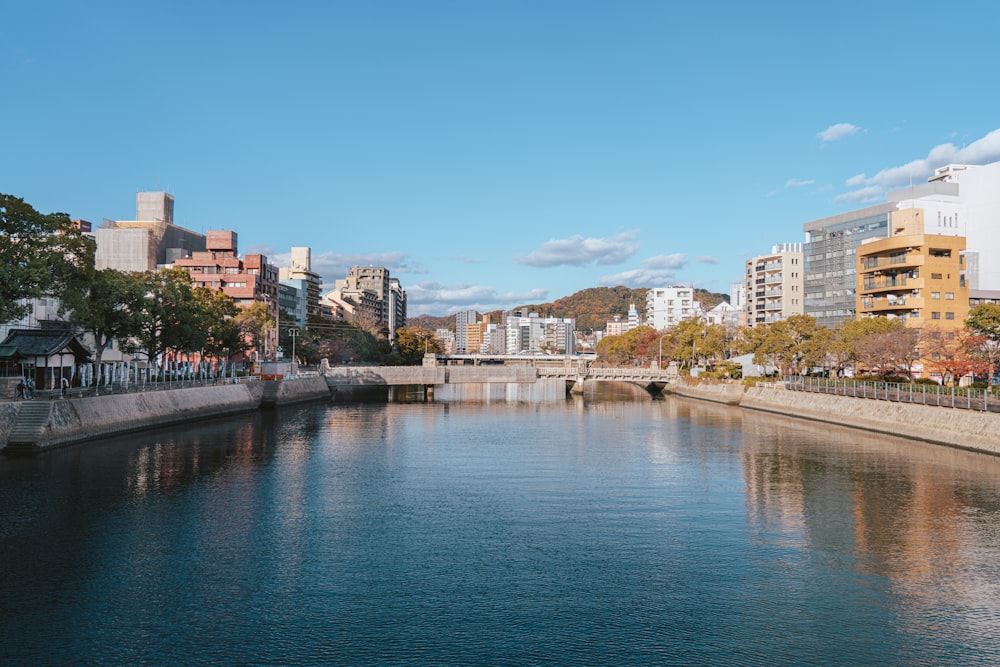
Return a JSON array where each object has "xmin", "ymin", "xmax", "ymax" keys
[{"xmin": 0, "ymin": 329, "xmax": 92, "ymax": 360}]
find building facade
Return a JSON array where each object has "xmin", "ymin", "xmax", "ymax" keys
[
  {"xmin": 855, "ymin": 214, "xmax": 968, "ymax": 329},
  {"xmin": 95, "ymin": 192, "xmax": 206, "ymax": 272},
  {"xmin": 803, "ymin": 204, "xmax": 893, "ymax": 328},
  {"xmin": 646, "ymin": 287, "xmax": 703, "ymax": 330},
  {"xmin": 744, "ymin": 243, "xmax": 805, "ymax": 327},
  {"xmin": 278, "ymin": 247, "xmax": 323, "ymax": 326}
]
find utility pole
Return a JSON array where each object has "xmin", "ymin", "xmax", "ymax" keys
[{"xmin": 289, "ymin": 328, "xmax": 299, "ymax": 375}]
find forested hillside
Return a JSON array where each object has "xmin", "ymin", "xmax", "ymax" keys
[{"xmin": 409, "ymin": 286, "xmax": 730, "ymax": 332}]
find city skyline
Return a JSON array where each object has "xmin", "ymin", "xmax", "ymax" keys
[{"xmin": 4, "ymin": 2, "xmax": 1000, "ymax": 315}]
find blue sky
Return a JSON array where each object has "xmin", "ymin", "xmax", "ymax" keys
[{"xmin": 4, "ymin": 1, "xmax": 1000, "ymax": 316}]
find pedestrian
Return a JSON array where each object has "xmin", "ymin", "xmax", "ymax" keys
[
  {"xmin": 25, "ymin": 377, "xmax": 34, "ymax": 399},
  {"xmin": 61, "ymin": 376, "xmax": 69, "ymax": 398},
  {"xmin": 16, "ymin": 379, "xmax": 25, "ymax": 399}
]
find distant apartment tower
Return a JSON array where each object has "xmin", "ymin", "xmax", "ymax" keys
[
  {"xmin": 95, "ymin": 192, "xmax": 206, "ymax": 272},
  {"xmin": 455, "ymin": 310, "xmax": 478, "ymax": 354},
  {"xmin": 279, "ymin": 247, "xmax": 323, "ymax": 327},
  {"xmin": 388, "ymin": 278, "xmax": 407, "ymax": 340},
  {"xmin": 323, "ymin": 265, "xmax": 404, "ymax": 339},
  {"xmin": 744, "ymin": 243, "xmax": 805, "ymax": 327},
  {"xmin": 646, "ymin": 287, "xmax": 703, "ymax": 330}
]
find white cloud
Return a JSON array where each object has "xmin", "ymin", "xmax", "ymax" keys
[
  {"xmin": 838, "ymin": 127, "xmax": 1000, "ymax": 202},
  {"xmin": 515, "ymin": 231, "xmax": 640, "ymax": 268},
  {"xmin": 251, "ymin": 248, "xmax": 417, "ymax": 289},
  {"xmin": 641, "ymin": 253, "xmax": 688, "ymax": 270},
  {"xmin": 406, "ymin": 281, "xmax": 549, "ymax": 315},
  {"xmin": 834, "ymin": 186, "xmax": 884, "ymax": 204},
  {"xmin": 598, "ymin": 268, "xmax": 677, "ymax": 288},
  {"xmin": 785, "ymin": 178, "xmax": 816, "ymax": 188},
  {"xmin": 818, "ymin": 123, "xmax": 861, "ymax": 142},
  {"xmin": 696, "ymin": 256, "xmax": 721, "ymax": 265}
]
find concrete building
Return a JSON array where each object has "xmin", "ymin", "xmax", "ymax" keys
[
  {"xmin": 171, "ymin": 230, "xmax": 280, "ymax": 358},
  {"xmin": 804, "ymin": 159, "xmax": 1000, "ymax": 328},
  {"xmin": 322, "ymin": 265, "xmax": 404, "ymax": 339},
  {"xmin": 856, "ymin": 213, "xmax": 968, "ymax": 329},
  {"xmin": 646, "ymin": 287, "xmax": 703, "ymax": 330},
  {"xmin": 95, "ymin": 192, "xmax": 206, "ymax": 272},
  {"xmin": 278, "ymin": 247, "xmax": 323, "ymax": 326},
  {"xmin": 745, "ymin": 243, "xmax": 805, "ymax": 327},
  {"xmin": 803, "ymin": 204, "xmax": 892, "ymax": 328},
  {"xmin": 704, "ymin": 300, "xmax": 741, "ymax": 330},
  {"xmin": 454, "ymin": 310, "xmax": 478, "ymax": 354},
  {"xmin": 503, "ymin": 312, "xmax": 576, "ymax": 354}
]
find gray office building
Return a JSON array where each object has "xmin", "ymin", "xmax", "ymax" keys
[{"xmin": 803, "ymin": 203, "xmax": 893, "ymax": 328}]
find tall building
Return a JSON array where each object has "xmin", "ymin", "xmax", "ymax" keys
[
  {"xmin": 95, "ymin": 192, "xmax": 206, "ymax": 272},
  {"xmin": 744, "ymin": 243, "xmax": 805, "ymax": 327},
  {"xmin": 455, "ymin": 310, "xmax": 478, "ymax": 353},
  {"xmin": 803, "ymin": 204, "xmax": 892, "ymax": 328},
  {"xmin": 646, "ymin": 287, "xmax": 703, "ymax": 330},
  {"xmin": 279, "ymin": 247, "xmax": 323, "ymax": 327},
  {"xmin": 322, "ymin": 265, "xmax": 404, "ymax": 339}
]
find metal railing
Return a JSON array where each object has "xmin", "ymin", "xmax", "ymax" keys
[{"xmin": 785, "ymin": 376, "xmax": 1000, "ymax": 413}]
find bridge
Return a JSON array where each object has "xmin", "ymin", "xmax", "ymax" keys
[{"xmin": 322, "ymin": 354, "xmax": 678, "ymax": 398}]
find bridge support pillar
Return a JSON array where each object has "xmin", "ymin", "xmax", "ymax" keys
[
  {"xmin": 425, "ymin": 385, "xmax": 434, "ymax": 401},
  {"xmin": 569, "ymin": 377, "xmax": 585, "ymax": 395}
]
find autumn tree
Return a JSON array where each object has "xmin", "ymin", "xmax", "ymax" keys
[
  {"xmin": 966, "ymin": 303, "xmax": 1000, "ymax": 385},
  {"xmin": 394, "ymin": 326, "xmax": 443, "ymax": 365},
  {"xmin": 235, "ymin": 301, "xmax": 276, "ymax": 360},
  {"xmin": 0, "ymin": 193, "xmax": 95, "ymax": 322}
]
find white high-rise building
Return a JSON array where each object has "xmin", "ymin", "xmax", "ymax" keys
[{"xmin": 646, "ymin": 287, "xmax": 703, "ymax": 330}]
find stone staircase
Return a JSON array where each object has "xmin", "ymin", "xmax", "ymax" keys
[{"xmin": 6, "ymin": 401, "xmax": 52, "ymax": 452}]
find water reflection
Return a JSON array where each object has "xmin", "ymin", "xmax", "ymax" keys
[{"xmin": 2, "ymin": 395, "xmax": 999, "ymax": 664}]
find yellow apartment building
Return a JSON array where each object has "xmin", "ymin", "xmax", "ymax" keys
[{"xmin": 855, "ymin": 209, "xmax": 968, "ymax": 331}]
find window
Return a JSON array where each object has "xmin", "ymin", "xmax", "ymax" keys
[
  {"xmin": 945, "ymin": 292, "xmax": 954, "ymax": 300},
  {"xmin": 931, "ymin": 273, "xmax": 942, "ymax": 279},
  {"xmin": 931, "ymin": 292, "xmax": 940, "ymax": 299},
  {"xmin": 946, "ymin": 312, "xmax": 955, "ymax": 320},
  {"xmin": 931, "ymin": 312, "xmax": 941, "ymax": 320}
]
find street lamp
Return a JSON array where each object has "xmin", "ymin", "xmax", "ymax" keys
[{"xmin": 288, "ymin": 328, "xmax": 299, "ymax": 373}]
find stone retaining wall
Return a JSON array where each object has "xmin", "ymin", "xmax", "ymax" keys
[
  {"xmin": 664, "ymin": 382, "xmax": 744, "ymax": 405},
  {"xmin": 35, "ymin": 383, "xmax": 264, "ymax": 451},
  {"xmin": 670, "ymin": 381, "xmax": 1000, "ymax": 455},
  {"xmin": 267, "ymin": 376, "xmax": 332, "ymax": 406}
]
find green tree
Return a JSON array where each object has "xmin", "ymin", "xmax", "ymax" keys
[
  {"xmin": 129, "ymin": 267, "xmax": 204, "ymax": 363},
  {"xmin": 198, "ymin": 288, "xmax": 242, "ymax": 363},
  {"xmin": 744, "ymin": 315, "xmax": 831, "ymax": 376},
  {"xmin": 394, "ymin": 326, "xmax": 442, "ymax": 365},
  {"xmin": 0, "ymin": 193, "xmax": 95, "ymax": 323},
  {"xmin": 61, "ymin": 269, "xmax": 147, "ymax": 368}
]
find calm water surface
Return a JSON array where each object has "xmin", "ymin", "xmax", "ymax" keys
[{"xmin": 2, "ymin": 388, "xmax": 1000, "ymax": 665}]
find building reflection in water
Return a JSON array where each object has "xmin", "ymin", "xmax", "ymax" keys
[{"xmin": 737, "ymin": 408, "xmax": 1000, "ymax": 641}]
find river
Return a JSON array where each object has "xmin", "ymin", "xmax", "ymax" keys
[{"xmin": 2, "ymin": 384, "xmax": 999, "ymax": 665}]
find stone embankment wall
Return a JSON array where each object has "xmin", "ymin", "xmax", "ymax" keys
[
  {"xmin": 37, "ymin": 383, "xmax": 264, "ymax": 451},
  {"xmin": 672, "ymin": 381, "xmax": 1000, "ymax": 456},
  {"xmin": 2, "ymin": 377, "xmax": 334, "ymax": 453},
  {"xmin": 664, "ymin": 382, "xmax": 744, "ymax": 405},
  {"xmin": 263, "ymin": 376, "xmax": 331, "ymax": 406}
]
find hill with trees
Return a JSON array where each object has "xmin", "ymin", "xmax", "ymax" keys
[{"xmin": 409, "ymin": 286, "xmax": 730, "ymax": 332}]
